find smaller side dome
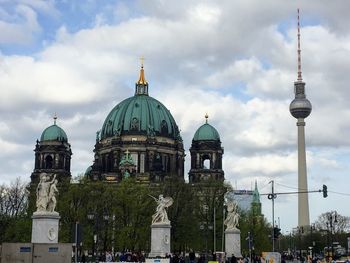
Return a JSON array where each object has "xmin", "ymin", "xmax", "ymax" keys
[
  {"xmin": 193, "ymin": 114, "xmax": 220, "ymax": 141},
  {"xmin": 40, "ymin": 116, "xmax": 68, "ymax": 142},
  {"xmin": 41, "ymin": 124, "xmax": 68, "ymax": 142},
  {"xmin": 85, "ymin": 166, "xmax": 92, "ymax": 177}
]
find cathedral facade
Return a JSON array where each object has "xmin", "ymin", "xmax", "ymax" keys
[{"xmin": 31, "ymin": 64, "xmax": 224, "ymax": 184}]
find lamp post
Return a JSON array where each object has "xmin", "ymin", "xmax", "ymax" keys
[
  {"xmin": 247, "ymin": 231, "xmax": 252, "ymax": 262},
  {"xmin": 111, "ymin": 214, "xmax": 116, "ymax": 256},
  {"xmin": 103, "ymin": 210, "xmax": 110, "ymax": 254},
  {"xmin": 208, "ymin": 224, "xmax": 213, "ymax": 254},
  {"xmin": 310, "ymin": 224, "xmax": 316, "ymax": 258},
  {"xmin": 290, "ymin": 231, "xmax": 292, "ymax": 256},
  {"xmin": 87, "ymin": 212, "xmax": 97, "ymax": 258},
  {"xmin": 327, "ymin": 211, "xmax": 338, "ymax": 258},
  {"xmin": 298, "ymin": 226, "xmax": 304, "ymax": 261}
]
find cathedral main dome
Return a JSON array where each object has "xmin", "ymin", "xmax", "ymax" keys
[
  {"xmin": 101, "ymin": 95, "xmax": 180, "ymax": 140},
  {"xmin": 89, "ymin": 63, "xmax": 185, "ymax": 183},
  {"xmin": 101, "ymin": 62, "xmax": 180, "ymax": 140}
]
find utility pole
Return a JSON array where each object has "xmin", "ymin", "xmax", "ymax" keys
[
  {"xmin": 75, "ymin": 221, "xmax": 79, "ymax": 263},
  {"xmin": 278, "ymin": 217, "xmax": 281, "ymax": 252},
  {"xmin": 222, "ymin": 207, "xmax": 225, "ymax": 252},
  {"xmin": 268, "ymin": 180, "xmax": 276, "ymax": 252},
  {"xmin": 213, "ymin": 207, "xmax": 216, "ymax": 253}
]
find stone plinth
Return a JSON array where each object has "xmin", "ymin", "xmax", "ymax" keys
[
  {"xmin": 148, "ymin": 223, "xmax": 171, "ymax": 258},
  {"xmin": 225, "ymin": 228, "xmax": 242, "ymax": 258},
  {"xmin": 31, "ymin": 211, "xmax": 60, "ymax": 243}
]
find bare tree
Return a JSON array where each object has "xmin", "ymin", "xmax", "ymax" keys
[
  {"xmin": 314, "ymin": 211, "xmax": 350, "ymax": 233},
  {"xmin": 0, "ymin": 178, "xmax": 29, "ymax": 217}
]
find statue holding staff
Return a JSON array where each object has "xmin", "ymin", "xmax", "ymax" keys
[{"xmin": 149, "ymin": 194, "xmax": 173, "ymax": 224}]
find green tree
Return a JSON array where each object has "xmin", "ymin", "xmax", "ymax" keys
[
  {"xmin": 239, "ymin": 210, "xmax": 271, "ymax": 255},
  {"xmin": 0, "ymin": 178, "xmax": 30, "ymax": 243}
]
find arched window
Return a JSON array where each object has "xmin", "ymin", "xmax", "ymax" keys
[
  {"xmin": 45, "ymin": 155, "xmax": 53, "ymax": 169},
  {"xmin": 201, "ymin": 154, "xmax": 211, "ymax": 169},
  {"xmin": 203, "ymin": 159, "xmax": 210, "ymax": 169}
]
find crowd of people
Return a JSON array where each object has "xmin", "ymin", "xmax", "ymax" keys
[{"xmin": 76, "ymin": 250, "xmax": 350, "ymax": 263}]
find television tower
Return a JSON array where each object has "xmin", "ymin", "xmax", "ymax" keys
[{"xmin": 289, "ymin": 9, "xmax": 312, "ymax": 228}]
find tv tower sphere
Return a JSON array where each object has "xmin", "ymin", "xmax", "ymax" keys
[{"xmin": 289, "ymin": 83, "xmax": 312, "ymax": 119}]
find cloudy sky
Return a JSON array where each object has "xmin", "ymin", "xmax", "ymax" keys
[{"xmin": 1, "ymin": 0, "xmax": 350, "ymax": 232}]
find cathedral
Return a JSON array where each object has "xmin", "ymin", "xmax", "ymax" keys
[{"xmin": 30, "ymin": 63, "xmax": 224, "ymax": 184}]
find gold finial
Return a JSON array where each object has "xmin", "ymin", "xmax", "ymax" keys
[
  {"xmin": 137, "ymin": 56, "xmax": 147, "ymax": 85},
  {"xmin": 125, "ymin": 149, "xmax": 130, "ymax": 157},
  {"xmin": 53, "ymin": 113, "xmax": 57, "ymax": 125},
  {"xmin": 205, "ymin": 113, "xmax": 208, "ymax": 124}
]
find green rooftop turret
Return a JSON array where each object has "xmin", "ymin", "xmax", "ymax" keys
[{"xmin": 40, "ymin": 115, "xmax": 68, "ymax": 142}]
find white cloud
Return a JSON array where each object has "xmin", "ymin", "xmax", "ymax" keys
[
  {"xmin": 0, "ymin": 5, "xmax": 40, "ymax": 44},
  {"xmin": 1, "ymin": 0, "xmax": 350, "ymax": 231}
]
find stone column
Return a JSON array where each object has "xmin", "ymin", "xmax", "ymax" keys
[
  {"xmin": 149, "ymin": 223, "xmax": 171, "ymax": 257},
  {"xmin": 31, "ymin": 211, "xmax": 60, "ymax": 243},
  {"xmin": 225, "ymin": 228, "xmax": 242, "ymax": 258}
]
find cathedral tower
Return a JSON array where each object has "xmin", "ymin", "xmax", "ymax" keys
[
  {"xmin": 31, "ymin": 115, "xmax": 72, "ymax": 184},
  {"xmin": 189, "ymin": 114, "xmax": 224, "ymax": 183}
]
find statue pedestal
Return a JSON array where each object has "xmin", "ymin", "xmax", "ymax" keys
[
  {"xmin": 148, "ymin": 223, "xmax": 171, "ymax": 257},
  {"xmin": 225, "ymin": 228, "xmax": 242, "ymax": 258},
  {"xmin": 31, "ymin": 211, "xmax": 60, "ymax": 243}
]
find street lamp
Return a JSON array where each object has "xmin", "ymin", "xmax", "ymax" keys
[
  {"xmin": 298, "ymin": 226, "xmax": 304, "ymax": 260},
  {"xmin": 111, "ymin": 214, "xmax": 116, "ymax": 256},
  {"xmin": 87, "ymin": 212, "xmax": 98, "ymax": 258},
  {"xmin": 310, "ymin": 224, "xmax": 316, "ymax": 258},
  {"xmin": 326, "ymin": 211, "xmax": 338, "ymax": 258},
  {"xmin": 103, "ymin": 209, "xmax": 110, "ymax": 253}
]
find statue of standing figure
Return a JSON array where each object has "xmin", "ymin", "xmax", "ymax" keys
[
  {"xmin": 149, "ymin": 194, "xmax": 173, "ymax": 224},
  {"xmin": 36, "ymin": 173, "xmax": 59, "ymax": 213},
  {"xmin": 224, "ymin": 200, "xmax": 240, "ymax": 231}
]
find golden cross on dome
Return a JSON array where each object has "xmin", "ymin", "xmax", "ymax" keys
[
  {"xmin": 137, "ymin": 56, "xmax": 147, "ymax": 85},
  {"xmin": 140, "ymin": 56, "xmax": 145, "ymax": 68},
  {"xmin": 125, "ymin": 149, "xmax": 130, "ymax": 157}
]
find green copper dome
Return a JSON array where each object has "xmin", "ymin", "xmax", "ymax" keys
[
  {"xmin": 101, "ymin": 95, "xmax": 180, "ymax": 140},
  {"xmin": 193, "ymin": 118, "xmax": 220, "ymax": 141},
  {"xmin": 40, "ymin": 123, "xmax": 68, "ymax": 142},
  {"xmin": 101, "ymin": 65, "xmax": 181, "ymax": 140}
]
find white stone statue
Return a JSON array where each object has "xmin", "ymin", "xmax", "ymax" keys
[
  {"xmin": 36, "ymin": 173, "xmax": 57, "ymax": 212},
  {"xmin": 224, "ymin": 200, "xmax": 240, "ymax": 231},
  {"xmin": 150, "ymin": 194, "xmax": 173, "ymax": 224},
  {"xmin": 47, "ymin": 179, "xmax": 58, "ymax": 212}
]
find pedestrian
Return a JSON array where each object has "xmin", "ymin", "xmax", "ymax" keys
[
  {"xmin": 106, "ymin": 251, "xmax": 113, "ymax": 262},
  {"xmin": 231, "ymin": 254, "xmax": 237, "ymax": 263},
  {"xmin": 189, "ymin": 250, "xmax": 196, "ymax": 263}
]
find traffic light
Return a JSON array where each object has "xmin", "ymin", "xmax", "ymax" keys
[
  {"xmin": 323, "ymin": 184, "xmax": 328, "ymax": 198},
  {"xmin": 273, "ymin": 227, "xmax": 281, "ymax": 239}
]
